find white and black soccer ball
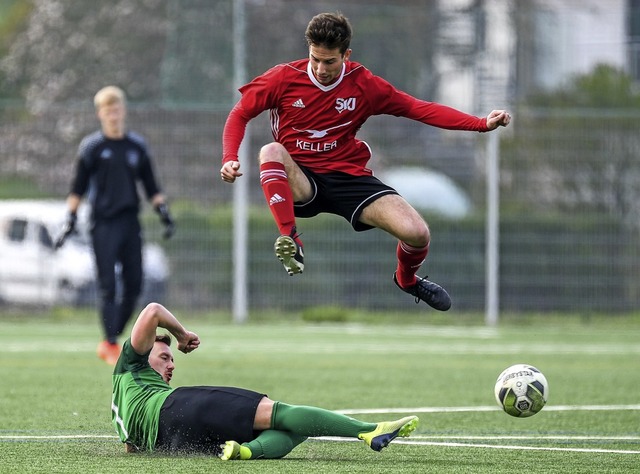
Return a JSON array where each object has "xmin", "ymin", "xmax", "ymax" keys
[{"xmin": 494, "ymin": 364, "xmax": 549, "ymax": 417}]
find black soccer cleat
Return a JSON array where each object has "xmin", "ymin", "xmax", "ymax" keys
[{"xmin": 393, "ymin": 272, "xmax": 451, "ymax": 311}]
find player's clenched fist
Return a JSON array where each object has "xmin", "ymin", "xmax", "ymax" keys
[
  {"xmin": 220, "ymin": 161, "xmax": 243, "ymax": 183},
  {"xmin": 486, "ymin": 110, "xmax": 511, "ymax": 130}
]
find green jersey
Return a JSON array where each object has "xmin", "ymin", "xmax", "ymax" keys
[{"xmin": 111, "ymin": 338, "xmax": 173, "ymax": 451}]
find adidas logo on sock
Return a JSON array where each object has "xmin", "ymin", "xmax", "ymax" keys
[
  {"xmin": 292, "ymin": 99, "xmax": 305, "ymax": 108},
  {"xmin": 269, "ymin": 193, "xmax": 286, "ymax": 205}
]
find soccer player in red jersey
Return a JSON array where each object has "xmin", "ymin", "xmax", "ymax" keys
[{"xmin": 220, "ymin": 12, "xmax": 511, "ymax": 311}]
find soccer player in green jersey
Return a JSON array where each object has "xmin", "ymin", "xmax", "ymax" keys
[{"xmin": 111, "ymin": 302, "xmax": 419, "ymax": 459}]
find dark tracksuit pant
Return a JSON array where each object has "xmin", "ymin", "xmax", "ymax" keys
[{"xmin": 91, "ymin": 210, "xmax": 143, "ymax": 343}]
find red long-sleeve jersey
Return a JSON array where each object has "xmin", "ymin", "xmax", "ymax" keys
[{"xmin": 222, "ymin": 59, "xmax": 489, "ymax": 176}]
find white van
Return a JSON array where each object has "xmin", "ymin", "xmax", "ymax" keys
[{"xmin": 0, "ymin": 200, "xmax": 169, "ymax": 306}]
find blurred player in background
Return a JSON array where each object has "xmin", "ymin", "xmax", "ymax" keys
[
  {"xmin": 112, "ymin": 301, "xmax": 419, "ymax": 458},
  {"xmin": 61, "ymin": 86, "xmax": 175, "ymax": 365},
  {"xmin": 220, "ymin": 12, "xmax": 510, "ymax": 311}
]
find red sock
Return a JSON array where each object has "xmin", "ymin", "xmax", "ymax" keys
[
  {"xmin": 395, "ymin": 241, "xmax": 429, "ymax": 287},
  {"xmin": 260, "ymin": 162, "xmax": 298, "ymax": 240}
]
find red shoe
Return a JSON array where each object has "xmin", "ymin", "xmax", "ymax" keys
[{"xmin": 97, "ymin": 341, "xmax": 121, "ymax": 365}]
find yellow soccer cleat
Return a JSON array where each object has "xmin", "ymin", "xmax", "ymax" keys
[
  {"xmin": 219, "ymin": 440, "xmax": 252, "ymax": 461},
  {"xmin": 358, "ymin": 416, "xmax": 419, "ymax": 452}
]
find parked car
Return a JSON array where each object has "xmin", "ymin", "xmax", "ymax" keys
[
  {"xmin": 0, "ymin": 200, "xmax": 169, "ymax": 306},
  {"xmin": 379, "ymin": 167, "xmax": 472, "ymax": 219}
]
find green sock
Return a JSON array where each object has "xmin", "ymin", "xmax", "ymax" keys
[
  {"xmin": 243, "ymin": 430, "xmax": 307, "ymax": 459},
  {"xmin": 271, "ymin": 402, "xmax": 377, "ymax": 438}
]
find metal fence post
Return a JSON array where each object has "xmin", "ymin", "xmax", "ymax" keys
[
  {"xmin": 485, "ymin": 131, "xmax": 500, "ymax": 326},
  {"xmin": 232, "ymin": 0, "xmax": 248, "ymax": 323}
]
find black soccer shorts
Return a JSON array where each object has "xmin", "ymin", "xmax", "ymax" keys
[
  {"xmin": 155, "ymin": 386, "xmax": 266, "ymax": 454},
  {"xmin": 294, "ymin": 167, "xmax": 398, "ymax": 231}
]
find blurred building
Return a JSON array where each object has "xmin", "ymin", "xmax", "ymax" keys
[{"xmin": 437, "ymin": 0, "xmax": 632, "ymax": 114}]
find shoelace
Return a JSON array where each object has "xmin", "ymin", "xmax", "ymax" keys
[
  {"xmin": 290, "ymin": 228, "xmax": 303, "ymax": 246},
  {"xmin": 414, "ymin": 275, "xmax": 430, "ymax": 304}
]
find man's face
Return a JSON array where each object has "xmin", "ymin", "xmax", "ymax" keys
[
  {"xmin": 97, "ymin": 101, "xmax": 126, "ymax": 131},
  {"xmin": 308, "ymin": 45, "xmax": 351, "ymax": 85},
  {"xmin": 149, "ymin": 341, "xmax": 175, "ymax": 384}
]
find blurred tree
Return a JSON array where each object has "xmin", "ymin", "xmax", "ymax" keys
[
  {"xmin": 0, "ymin": 0, "xmax": 168, "ymax": 111},
  {"xmin": 504, "ymin": 65, "xmax": 640, "ymax": 228},
  {"xmin": 0, "ymin": 0, "xmax": 478, "ymax": 198},
  {"xmin": 527, "ymin": 64, "xmax": 640, "ymax": 109},
  {"xmin": 0, "ymin": 0, "xmax": 32, "ymax": 100},
  {"xmin": 1, "ymin": 0, "xmax": 445, "ymax": 108},
  {"xmin": 160, "ymin": 0, "xmax": 441, "ymax": 105}
]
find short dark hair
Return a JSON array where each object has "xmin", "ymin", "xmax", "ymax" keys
[
  {"xmin": 155, "ymin": 334, "xmax": 171, "ymax": 346},
  {"xmin": 305, "ymin": 12, "xmax": 352, "ymax": 54}
]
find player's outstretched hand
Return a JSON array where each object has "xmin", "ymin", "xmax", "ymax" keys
[
  {"xmin": 486, "ymin": 110, "xmax": 511, "ymax": 130},
  {"xmin": 177, "ymin": 331, "xmax": 200, "ymax": 354},
  {"xmin": 220, "ymin": 161, "xmax": 243, "ymax": 183}
]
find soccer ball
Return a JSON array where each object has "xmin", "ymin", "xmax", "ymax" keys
[{"xmin": 494, "ymin": 364, "xmax": 549, "ymax": 417}]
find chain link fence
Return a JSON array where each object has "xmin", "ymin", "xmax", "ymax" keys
[
  {"xmin": 2, "ymin": 102, "xmax": 638, "ymax": 314},
  {"xmin": 1, "ymin": 0, "xmax": 638, "ymax": 314}
]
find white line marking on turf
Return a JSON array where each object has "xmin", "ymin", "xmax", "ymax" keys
[
  {"xmin": 313, "ymin": 437, "xmax": 640, "ymax": 455},
  {"xmin": 6, "ymin": 340, "xmax": 640, "ymax": 355},
  {"xmin": 393, "ymin": 439, "xmax": 640, "ymax": 455},
  {"xmin": 414, "ymin": 435, "xmax": 640, "ymax": 441},
  {"xmin": 5, "ymin": 342, "xmax": 97, "ymax": 352},
  {"xmin": 0, "ymin": 435, "xmax": 118, "ymax": 439},
  {"xmin": 338, "ymin": 404, "xmax": 640, "ymax": 415},
  {"xmin": 4, "ymin": 434, "xmax": 638, "ymax": 455}
]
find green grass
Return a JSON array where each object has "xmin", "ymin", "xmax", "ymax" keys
[
  {"xmin": 1, "ymin": 311, "xmax": 639, "ymax": 473},
  {"xmin": 0, "ymin": 175, "xmax": 54, "ymax": 200}
]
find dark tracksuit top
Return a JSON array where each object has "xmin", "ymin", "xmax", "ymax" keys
[
  {"xmin": 70, "ymin": 130, "xmax": 162, "ymax": 341},
  {"xmin": 71, "ymin": 130, "xmax": 161, "ymax": 220}
]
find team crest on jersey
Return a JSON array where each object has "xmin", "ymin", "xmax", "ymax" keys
[
  {"xmin": 100, "ymin": 149, "xmax": 113, "ymax": 160},
  {"xmin": 335, "ymin": 97, "xmax": 356, "ymax": 113},
  {"xmin": 126, "ymin": 150, "xmax": 139, "ymax": 167}
]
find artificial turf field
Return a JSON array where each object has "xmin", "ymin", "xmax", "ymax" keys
[{"xmin": 1, "ymin": 309, "xmax": 639, "ymax": 473}]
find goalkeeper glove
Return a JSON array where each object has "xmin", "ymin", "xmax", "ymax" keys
[
  {"xmin": 55, "ymin": 212, "xmax": 77, "ymax": 249},
  {"xmin": 155, "ymin": 203, "xmax": 175, "ymax": 239}
]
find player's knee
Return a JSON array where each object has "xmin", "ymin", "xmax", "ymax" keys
[
  {"xmin": 99, "ymin": 286, "xmax": 117, "ymax": 302},
  {"xmin": 98, "ymin": 277, "xmax": 117, "ymax": 301},
  {"xmin": 407, "ymin": 222, "xmax": 430, "ymax": 247},
  {"xmin": 253, "ymin": 397, "xmax": 275, "ymax": 430},
  {"xmin": 258, "ymin": 142, "xmax": 287, "ymax": 164},
  {"xmin": 422, "ymin": 223, "xmax": 431, "ymax": 246}
]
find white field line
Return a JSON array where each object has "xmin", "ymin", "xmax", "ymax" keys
[
  {"xmin": 3, "ymin": 434, "xmax": 636, "ymax": 442},
  {"xmin": 413, "ymin": 435, "xmax": 640, "ymax": 441},
  {"xmin": 393, "ymin": 439, "xmax": 640, "ymax": 455},
  {"xmin": 5, "ymin": 433, "xmax": 639, "ymax": 455},
  {"xmin": 4, "ymin": 433, "xmax": 638, "ymax": 456},
  {"xmin": 0, "ymin": 435, "xmax": 117, "ymax": 439},
  {"xmin": 3, "ymin": 406, "xmax": 637, "ymax": 435},
  {"xmin": 338, "ymin": 404, "xmax": 640, "ymax": 415},
  {"xmin": 6, "ymin": 340, "xmax": 640, "ymax": 355},
  {"xmin": 312, "ymin": 437, "xmax": 640, "ymax": 455}
]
